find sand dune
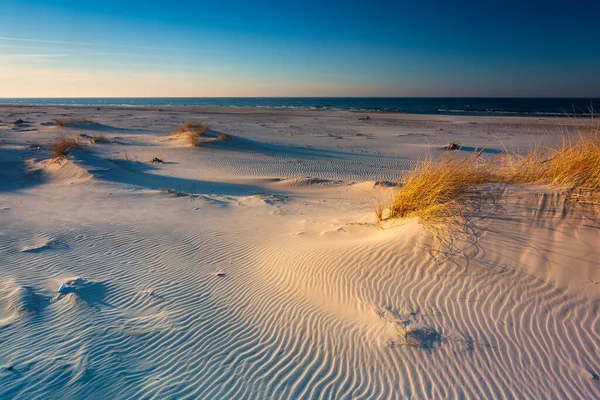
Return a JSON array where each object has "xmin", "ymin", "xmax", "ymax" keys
[{"xmin": 0, "ymin": 106, "xmax": 598, "ymax": 399}]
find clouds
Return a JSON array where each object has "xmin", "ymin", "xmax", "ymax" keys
[{"xmin": 0, "ymin": 36, "xmax": 214, "ymax": 54}]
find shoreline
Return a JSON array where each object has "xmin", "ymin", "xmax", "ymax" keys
[
  {"xmin": 1, "ymin": 98, "xmax": 597, "ymax": 118},
  {"xmin": 0, "ymin": 103, "xmax": 592, "ymax": 119}
]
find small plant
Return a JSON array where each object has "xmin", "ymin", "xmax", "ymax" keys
[
  {"xmin": 389, "ymin": 152, "xmax": 492, "ymax": 222},
  {"xmin": 386, "ymin": 118, "xmax": 600, "ymax": 224},
  {"xmin": 54, "ymin": 118, "xmax": 93, "ymax": 127},
  {"xmin": 89, "ymin": 134, "xmax": 109, "ymax": 144},
  {"xmin": 375, "ymin": 196, "xmax": 385, "ymax": 227},
  {"xmin": 189, "ymin": 131, "xmax": 204, "ymax": 146},
  {"xmin": 123, "ymin": 151, "xmax": 139, "ymax": 162},
  {"xmin": 499, "ymin": 125, "xmax": 600, "ymax": 200},
  {"xmin": 217, "ymin": 133, "xmax": 230, "ymax": 141},
  {"xmin": 158, "ymin": 188, "xmax": 186, "ymax": 196},
  {"xmin": 50, "ymin": 133, "xmax": 86, "ymax": 158},
  {"xmin": 171, "ymin": 120, "xmax": 210, "ymax": 146},
  {"xmin": 171, "ymin": 120, "xmax": 209, "ymax": 136},
  {"xmin": 446, "ymin": 142, "xmax": 461, "ymax": 150},
  {"xmin": 150, "ymin": 157, "xmax": 164, "ymax": 164}
]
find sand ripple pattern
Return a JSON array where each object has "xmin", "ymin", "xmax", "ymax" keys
[
  {"xmin": 1, "ymin": 184, "xmax": 599, "ymax": 399},
  {"xmin": 169, "ymin": 139, "xmax": 415, "ymax": 182}
]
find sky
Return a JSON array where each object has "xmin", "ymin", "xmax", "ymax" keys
[{"xmin": 0, "ymin": 0, "xmax": 599, "ymax": 97}]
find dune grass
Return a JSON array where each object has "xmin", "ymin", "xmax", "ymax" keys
[
  {"xmin": 54, "ymin": 118, "xmax": 93, "ymax": 127},
  {"xmin": 171, "ymin": 120, "xmax": 209, "ymax": 146},
  {"xmin": 50, "ymin": 133, "xmax": 86, "ymax": 158},
  {"xmin": 498, "ymin": 124, "xmax": 600, "ymax": 199},
  {"xmin": 89, "ymin": 134, "xmax": 109, "ymax": 144},
  {"xmin": 388, "ymin": 121, "xmax": 600, "ymax": 222},
  {"xmin": 389, "ymin": 152, "xmax": 493, "ymax": 222}
]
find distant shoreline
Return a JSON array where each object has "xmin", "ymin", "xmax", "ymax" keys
[
  {"xmin": 0, "ymin": 97, "xmax": 597, "ymax": 117},
  {"xmin": 0, "ymin": 102, "xmax": 595, "ymax": 118}
]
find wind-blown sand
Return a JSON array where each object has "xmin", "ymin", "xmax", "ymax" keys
[{"xmin": 1, "ymin": 105, "xmax": 599, "ymax": 399}]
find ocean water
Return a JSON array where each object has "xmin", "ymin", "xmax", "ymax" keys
[{"xmin": 0, "ymin": 97, "xmax": 598, "ymax": 117}]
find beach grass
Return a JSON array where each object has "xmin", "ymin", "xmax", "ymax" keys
[
  {"xmin": 389, "ymin": 121, "xmax": 600, "ymax": 222},
  {"xmin": 50, "ymin": 133, "xmax": 86, "ymax": 158},
  {"xmin": 89, "ymin": 134, "xmax": 109, "ymax": 144},
  {"xmin": 171, "ymin": 120, "xmax": 210, "ymax": 146},
  {"xmin": 498, "ymin": 123, "xmax": 600, "ymax": 200},
  {"xmin": 54, "ymin": 118, "xmax": 93, "ymax": 127},
  {"xmin": 389, "ymin": 152, "xmax": 493, "ymax": 222}
]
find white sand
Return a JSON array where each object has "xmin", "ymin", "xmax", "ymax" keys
[{"xmin": 1, "ymin": 105, "xmax": 599, "ymax": 399}]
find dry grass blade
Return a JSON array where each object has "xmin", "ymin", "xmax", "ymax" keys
[
  {"xmin": 446, "ymin": 142, "xmax": 461, "ymax": 150},
  {"xmin": 499, "ymin": 122, "xmax": 600, "ymax": 200},
  {"xmin": 171, "ymin": 120, "xmax": 210, "ymax": 146},
  {"xmin": 89, "ymin": 134, "xmax": 109, "ymax": 144},
  {"xmin": 50, "ymin": 133, "xmax": 86, "ymax": 158},
  {"xmin": 387, "ymin": 118, "xmax": 600, "ymax": 224},
  {"xmin": 54, "ymin": 118, "xmax": 93, "ymax": 127},
  {"xmin": 389, "ymin": 152, "xmax": 492, "ymax": 222}
]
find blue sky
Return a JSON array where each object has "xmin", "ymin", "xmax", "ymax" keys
[{"xmin": 0, "ymin": 0, "xmax": 599, "ymax": 97}]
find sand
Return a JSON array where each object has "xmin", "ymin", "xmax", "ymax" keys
[{"xmin": 0, "ymin": 105, "xmax": 599, "ymax": 399}]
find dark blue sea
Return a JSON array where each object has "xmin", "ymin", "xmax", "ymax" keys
[{"xmin": 0, "ymin": 98, "xmax": 598, "ymax": 117}]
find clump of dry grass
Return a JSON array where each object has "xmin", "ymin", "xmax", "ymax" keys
[
  {"xmin": 217, "ymin": 133, "xmax": 230, "ymax": 141},
  {"xmin": 123, "ymin": 151, "xmax": 139, "ymax": 162},
  {"xmin": 171, "ymin": 120, "xmax": 210, "ymax": 146},
  {"xmin": 388, "ymin": 120, "xmax": 600, "ymax": 223},
  {"xmin": 89, "ymin": 134, "xmax": 109, "ymax": 144},
  {"xmin": 189, "ymin": 131, "xmax": 205, "ymax": 146},
  {"xmin": 499, "ymin": 124, "xmax": 600, "ymax": 200},
  {"xmin": 54, "ymin": 118, "xmax": 93, "ymax": 127},
  {"xmin": 50, "ymin": 133, "xmax": 86, "ymax": 158},
  {"xmin": 446, "ymin": 142, "xmax": 461, "ymax": 150},
  {"xmin": 389, "ymin": 152, "xmax": 492, "ymax": 222}
]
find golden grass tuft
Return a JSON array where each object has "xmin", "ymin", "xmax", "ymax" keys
[
  {"xmin": 498, "ymin": 124, "xmax": 600, "ymax": 199},
  {"xmin": 388, "ymin": 120, "xmax": 600, "ymax": 223},
  {"xmin": 171, "ymin": 120, "xmax": 210, "ymax": 146},
  {"xmin": 50, "ymin": 133, "xmax": 86, "ymax": 158},
  {"xmin": 171, "ymin": 120, "xmax": 208, "ymax": 136},
  {"xmin": 89, "ymin": 134, "xmax": 109, "ymax": 144},
  {"xmin": 389, "ymin": 153, "xmax": 492, "ymax": 222},
  {"xmin": 446, "ymin": 142, "xmax": 461, "ymax": 150},
  {"xmin": 54, "ymin": 118, "xmax": 93, "ymax": 127},
  {"xmin": 217, "ymin": 133, "xmax": 230, "ymax": 141}
]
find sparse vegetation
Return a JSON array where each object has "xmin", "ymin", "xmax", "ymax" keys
[
  {"xmin": 172, "ymin": 120, "xmax": 208, "ymax": 138},
  {"xmin": 171, "ymin": 120, "xmax": 210, "ymax": 146},
  {"xmin": 123, "ymin": 151, "xmax": 139, "ymax": 162},
  {"xmin": 54, "ymin": 118, "xmax": 93, "ymax": 127},
  {"xmin": 150, "ymin": 157, "xmax": 164, "ymax": 164},
  {"xmin": 89, "ymin": 134, "xmax": 109, "ymax": 144},
  {"xmin": 158, "ymin": 188, "xmax": 187, "ymax": 196},
  {"xmin": 446, "ymin": 142, "xmax": 461, "ymax": 150},
  {"xmin": 189, "ymin": 131, "xmax": 204, "ymax": 146},
  {"xmin": 387, "ymin": 120, "xmax": 600, "ymax": 223},
  {"xmin": 50, "ymin": 133, "xmax": 86, "ymax": 158},
  {"xmin": 169, "ymin": 121, "xmax": 232, "ymax": 147},
  {"xmin": 389, "ymin": 152, "xmax": 492, "ymax": 222},
  {"xmin": 498, "ymin": 124, "xmax": 600, "ymax": 200}
]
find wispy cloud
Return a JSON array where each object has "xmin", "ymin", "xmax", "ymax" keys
[
  {"xmin": 0, "ymin": 36, "xmax": 213, "ymax": 53},
  {"xmin": 0, "ymin": 53, "xmax": 117, "ymax": 59}
]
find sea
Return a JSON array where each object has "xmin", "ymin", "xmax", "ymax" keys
[{"xmin": 0, "ymin": 98, "xmax": 598, "ymax": 117}]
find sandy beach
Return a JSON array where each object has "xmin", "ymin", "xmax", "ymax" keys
[{"xmin": 1, "ymin": 105, "xmax": 599, "ymax": 399}]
